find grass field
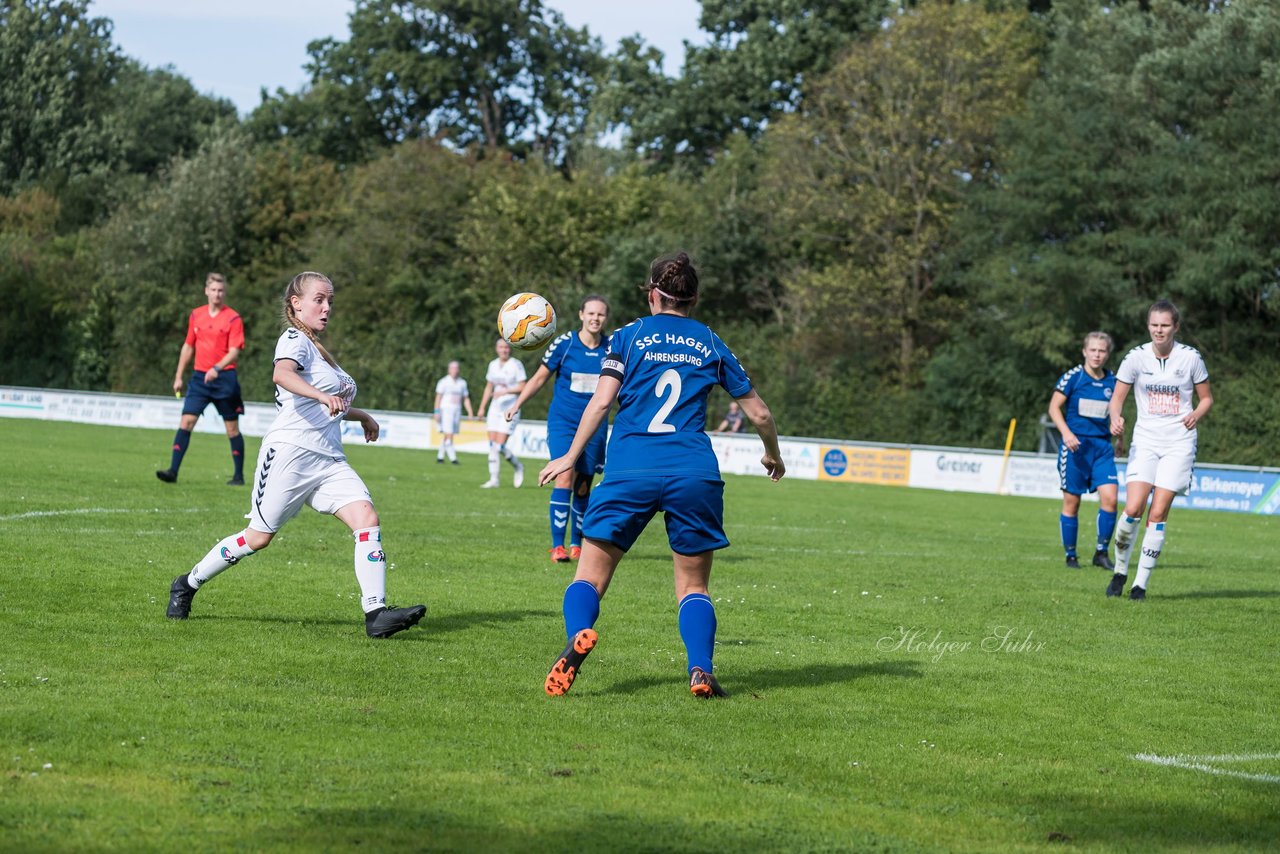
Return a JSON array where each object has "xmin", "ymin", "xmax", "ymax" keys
[{"xmin": 2, "ymin": 419, "xmax": 1278, "ymax": 852}]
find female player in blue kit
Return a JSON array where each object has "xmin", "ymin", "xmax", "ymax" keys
[
  {"xmin": 1047, "ymin": 331, "xmax": 1120, "ymax": 570},
  {"xmin": 507, "ymin": 296, "xmax": 611, "ymax": 563},
  {"xmin": 537, "ymin": 252, "xmax": 784, "ymax": 699}
]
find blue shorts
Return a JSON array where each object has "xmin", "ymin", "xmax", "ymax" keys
[
  {"xmin": 183, "ymin": 370, "xmax": 244, "ymax": 421},
  {"xmin": 582, "ymin": 476, "xmax": 727, "ymax": 556},
  {"xmin": 1058, "ymin": 435, "xmax": 1118, "ymax": 495},
  {"xmin": 547, "ymin": 419, "xmax": 607, "ymax": 476}
]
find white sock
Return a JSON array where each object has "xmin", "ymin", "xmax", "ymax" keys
[
  {"xmin": 353, "ymin": 526, "xmax": 387, "ymax": 614},
  {"xmin": 1113, "ymin": 515, "xmax": 1140, "ymax": 575},
  {"xmin": 190, "ymin": 530, "xmax": 256, "ymax": 587},
  {"xmin": 444, "ymin": 438, "xmax": 456, "ymax": 462},
  {"xmin": 488, "ymin": 443, "xmax": 500, "ymax": 482},
  {"xmin": 1134, "ymin": 523, "xmax": 1165, "ymax": 590},
  {"xmin": 501, "ymin": 445, "xmax": 520, "ymax": 467}
]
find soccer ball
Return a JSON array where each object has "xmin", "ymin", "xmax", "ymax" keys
[{"xmin": 498, "ymin": 292, "xmax": 557, "ymax": 351}]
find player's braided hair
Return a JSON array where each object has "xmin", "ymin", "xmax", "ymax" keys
[
  {"xmin": 643, "ymin": 251, "xmax": 699, "ymax": 308},
  {"xmin": 282, "ymin": 271, "xmax": 338, "ymax": 368}
]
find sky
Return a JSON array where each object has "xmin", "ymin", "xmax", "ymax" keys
[{"xmin": 88, "ymin": 0, "xmax": 707, "ymax": 115}]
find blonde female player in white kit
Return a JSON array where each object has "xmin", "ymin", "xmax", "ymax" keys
[
  {"xmin": 433, "ymin": 360, "xmax": 473, "ymax": 464},
  {"xmin": 1106, "ymin": 299, "xmax": 1213, "ymax": 601},
  {"xmin": 166, "ymin": 271, "xmax": 427, "ymax": 638},
  {"xmin": 476, "ymin": 337, "xmax": 527, "ymax": 488}
]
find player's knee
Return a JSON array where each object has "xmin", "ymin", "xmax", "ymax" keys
[{"xmin": 245, "ymin": 529, "xmax": 274, "ymax": 551}]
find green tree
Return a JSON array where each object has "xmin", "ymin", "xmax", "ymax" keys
[
  {"xmin": 602, "ymin": 0, "xmax": 889, "ymax": 165},
  {"xmin": 764, "ymin": 2, "xmax": 1039, "ymax": 390},
  {"xmin": 0, "ymin": 0, "xmax": 120, "ymax": 195},
  {"xmin": 250, "ymin": 0, "xmax": 604, "ymax": 168}
]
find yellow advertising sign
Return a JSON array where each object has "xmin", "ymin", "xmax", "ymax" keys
[
  {"xmin": 431, "ymin": 416, "xmax": 490, "ymax": 448},
  {"xmin": 818, "ymin": 446, "xmax": 911, "ymax": 485}
]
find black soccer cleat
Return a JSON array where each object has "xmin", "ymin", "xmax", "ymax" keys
[
  {"xmin": 156, "ymin": 469, "xmax": 178, "ymax": 483},
  {"xmin": 365, "ymin": 604, "xmax": 427, "ymax": 638},
  {"xmin": 167, "ymin": 573, "xmax": 198, "ymax": 619},
  {"xmin": 1106, "ymin": 573, "xmax": 1126, "ymax": 598},
  {"xmin": 226, "ymin": 476, "xmax": 245, "ymax": 486},
  {"xmin": 545, "ymin": 628, "xmax": 598, "ymax": 696},
  {"xmin": 689, "ymin": 667, "xmax": 729, "ymax": 699},
  {"xmin": 1129, "ymin": 585, "xmax": 1146, "ymax": 601},
  {"xmin": 1092, "ymin": 550, "xmax": 1115, "ymax": 571},
  {"xmin": 1065, "ymin": 555, "xmax": 1081, "ymax": 569}
]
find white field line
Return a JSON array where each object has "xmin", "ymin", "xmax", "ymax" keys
[
  {"xmin": 0, "ymin": 507, "xmax": 203, "ymax": 522},
  {"xmin": 1133, "ymin": 753, "xmax": 1280, "ymax": 784}
]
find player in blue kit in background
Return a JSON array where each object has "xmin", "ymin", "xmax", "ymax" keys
[
  {"xmin": 537, "ymin": 252, "xmax": 785, "ymax": 699},
  {"xmin": 1047, "ymin": 331, "xmax": 1120, "ymax": 570},
  {"xmin": 507, "ymin": 296, "xmax": 611, "ymax": 563}
]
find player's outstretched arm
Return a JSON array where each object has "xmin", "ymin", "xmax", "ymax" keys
[
  {"xmin": 507, "ymin": 365, "xmax": 551, "ymax": 421},
  {"xmin": 539, "ymin": 376, "xmax": 619, "ymax": 486},
  {"xmin": 735, "ymin": 390, "xmax": 785, "ymax": 482}
]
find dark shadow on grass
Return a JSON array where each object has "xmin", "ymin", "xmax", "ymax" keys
[
  {"xmin": 425, "ymin": 608, "xmax": 556, "ymax": 635},
  {"xmin": 1156, "ymin": 588, "xmax": 1280, "ymax": 601},
  {"xmin": 605, "ymin": 659, "xmax": 923, "ymax": 696}
]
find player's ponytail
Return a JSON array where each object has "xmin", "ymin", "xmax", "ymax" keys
[
  {"xmin": 643, "ymin": 251, "xmax": 699, "ymax": 309},
  {"xmin": 282, "ymin": 272, "xmax": 338, "ymax": 368}
]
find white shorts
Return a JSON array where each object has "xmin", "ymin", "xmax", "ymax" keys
[
  {"xmin": 247, "ymin": 442, "xmax": 372, "ymax": 533},
  {"xmin": 486, "ymin": 396, "xmax": 519, "ymax": 435},
  {"xmin": 1125, "ymin": 442, "xmax": 1195, "ymax": 495},
  {"xmin": 438, "ymin": 407, "xmax": 461, "ymax": 435}
]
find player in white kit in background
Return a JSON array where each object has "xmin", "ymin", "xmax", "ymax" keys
[
  {"xmin": 1106, "ymin": 299, "xmax": 1213, "ymax": 601},
  {"xmin": 476, "ymin": 338, "xmax": 528, "ymax": 488},
  {"xmin": 433, "ymin": 360, "xmax": 473, "ymax": 464},
  {"xmin": 165, "ymin": 271, "xmax": 427, "ymax": 638}
]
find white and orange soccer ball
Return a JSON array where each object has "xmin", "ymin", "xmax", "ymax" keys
[{"xmin": 498, "ymin": 292, "xmax": 557, "ymax": 351}]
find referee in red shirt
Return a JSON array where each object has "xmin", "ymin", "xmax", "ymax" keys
[{"xmin": 156, "ymin": 273, "xmax": 247, "ymax": 485}]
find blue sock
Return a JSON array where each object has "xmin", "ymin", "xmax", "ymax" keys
[
  {"xmin": 230, "ymin": 434, "xmax": 245, "ymax": 478},
  {"xmin": 1096, "ymin": 509, "xmax": 1117, "ymax": 551},
  {"xmin": 678, "ymin": 593, "xmax": 716, "ymax": 673},
  {"xmin": 562, "ymin": 580, "xmax": 600, "ymax": 642},
  {"xmin": 570, "ymin": 489, "xmax": 590, "ymax": 547},
  {"xmin": 549, "ymin": 488, "xmax": 570, "ymax": 548},
  {"xmin": 1059, "ymin": 514, "xmax": 1078, "ymax": 558},
  {"xmin": 169, "ymin": 429, "xmax": 191, "ymax": 473}
]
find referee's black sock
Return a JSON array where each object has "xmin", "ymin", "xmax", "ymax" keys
[
  {"xmin": 230, "ymin": 434, "xmax": 245, "ymax": 478},
  {"xmin": 169, "ymin": 429, "xmax": 191, "ymax": 473}
]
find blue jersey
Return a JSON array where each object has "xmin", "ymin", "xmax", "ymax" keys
[
  {"xmin": 600, "ymin": 314, "xmax": 753, "ymax": 479},
  {"xmin": 1053, "ymin": 365, "xmax": 1115, "ymax": 439},
  {"xmin": 541, "ymin": 331, "xmax": 607, "ymax": 426}
]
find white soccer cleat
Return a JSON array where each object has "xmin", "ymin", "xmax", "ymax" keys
[
  {"xmin": 513, "ymin": 463, "xmax": 525, "ymax": 489},
  {"xmin": 480, "ymin": 479, "xmax": 500, "ymax": 489}
]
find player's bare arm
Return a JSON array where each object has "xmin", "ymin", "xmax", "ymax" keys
[
  {"xmin": 735, "ymin": 390, "xmax": 785, "ymax": 482},
  {"xmin": 539, "ymin": 376, "xmax": 619, "ymax": 486},
  {"xmin": 173, "ymin": 342, "xmax": 195, "ymax": 394},
  {"xmin": 1108, "ymin": 381, "xmax": 1131, "ymax": 437},
  {"xmin": 1184, "ymin": 380, "xmax": 1213, "ymax": 430},
  {"xmin": 507, "ymin": 365, "xmax": 552, "ymax": 421},
  {"xmin": 344, "ymin": 407, "xmax": 380, "ymax": 442},
  {"xmin": 1048, "ymin": 390, "xmax": 1079, "ymax": 451},
  {"xmin": 205, "ymin": 345, "xmax": 241, "ymax": 384},
  {"xmin": 272, "ymin": 359, "xmax": 347, "ymax": 416}
]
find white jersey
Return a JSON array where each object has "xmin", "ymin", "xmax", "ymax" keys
[
  {"xmin": 265, "ymin": 328, "xmax": 357, "ymax": 457},
  {"xmin": 1116, "ymin": 342, "xmax": 1208, "ymax": 449},
  {"xmin": 435, "ymin": 375, "xmax": 469, "ymax": 410},
  {"xmin": 485, "ymin": 356, "xmax": 527, "ymax": 411}
]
